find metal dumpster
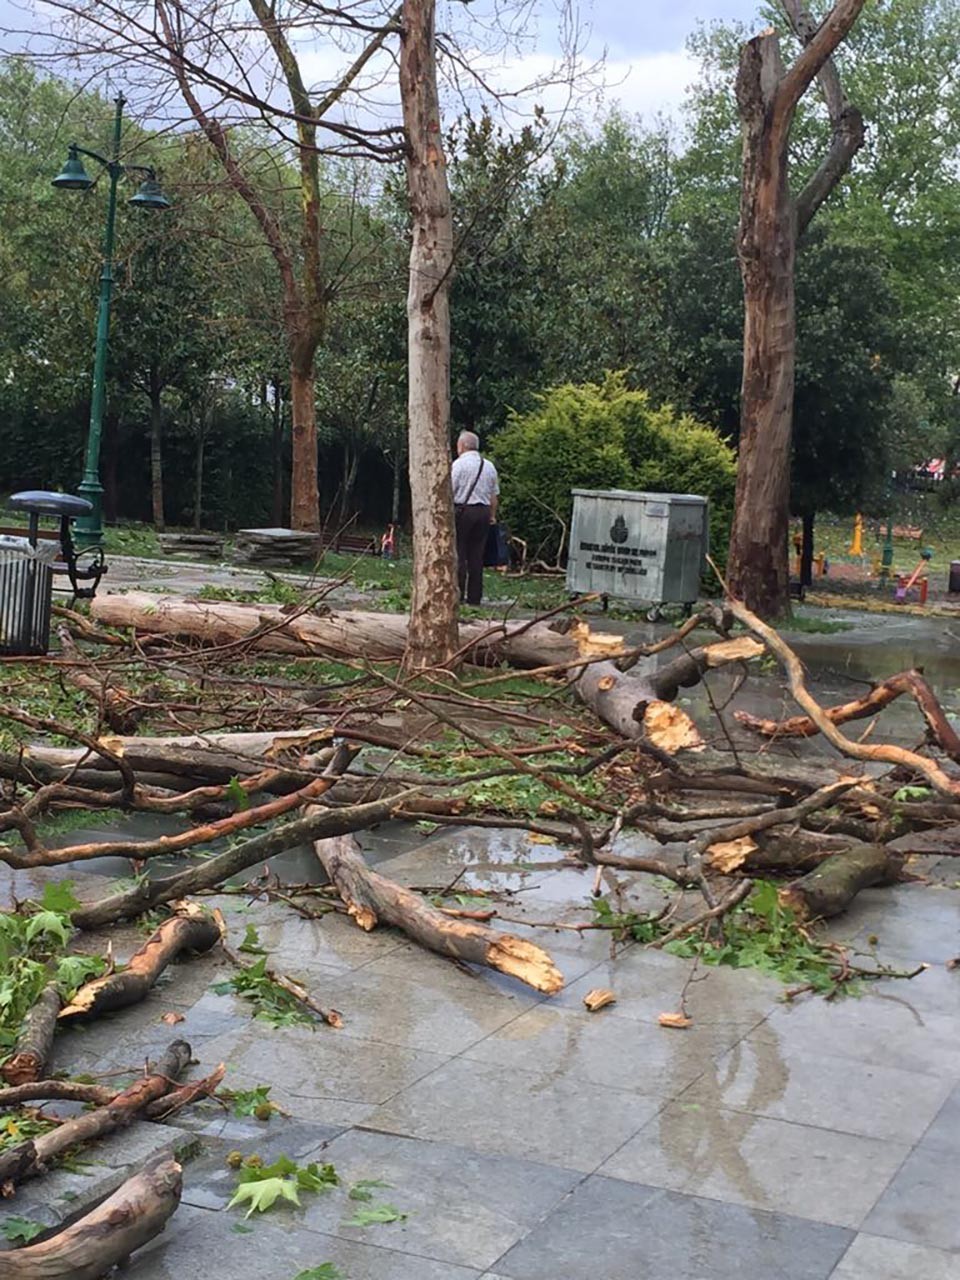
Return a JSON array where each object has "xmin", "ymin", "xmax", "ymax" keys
[{"xmin": 565, "ymin": 488, "xmax": 709, "ymax": 619}]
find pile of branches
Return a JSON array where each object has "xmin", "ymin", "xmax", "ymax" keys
[{"xmin": 0, "ymin": 587, "xmax": 956, "ymax": 1271}]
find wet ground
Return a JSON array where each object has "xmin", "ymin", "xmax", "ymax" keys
[{"xmin": 1, "ymin": 571, "xmax": 957, "ymax": 1277}]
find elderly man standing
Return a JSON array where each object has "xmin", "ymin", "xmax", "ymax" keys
[{"xmin": 451, "ymin": 430, "xmax": 499, "ymax": 606}]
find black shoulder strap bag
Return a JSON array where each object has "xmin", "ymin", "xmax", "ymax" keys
[{"xmin": 455, "ymin": 455, "xmax": 486, "ymax": 510}]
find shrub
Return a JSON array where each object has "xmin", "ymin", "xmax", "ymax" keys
[{"xmin": 491, "ymin": 373, "xmax": 736, "ymax": 564}]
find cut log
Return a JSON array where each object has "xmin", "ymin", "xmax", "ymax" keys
[
  {"xmin": 576, "ymin": 636, "xmax": 764, "ymax": 738},
  {"xmin": 90, "ymin": 591, "xmax": 625, "ymax": 669},
  {"xmin": 1, "ymin": 1155, "xmax": 181, "ymax": 1280},
  {"xmin": 0, "ymin": 1040, "xmax": 190, "ymax": 1190},
  {"xmin": 314, "ymin": 830, "xmax": 563, "ymax": 994},
  {"xmin": 734, "ymin": 668, "xmax": 960, "ymax": 761},
  {"xmin": 59, "ymin": 904, "xmax": 221, "ymax": 1022},
  {"xmin": 779, "ymin": 843, "xmax": 902, "ymax": 920},
  {"xmin": 1, "ymin": 985, "xmax": 62, "ymax": 1086},
  {"xmin": 70, "ymin": 793, "xmax": 411, "ymax": 930}
]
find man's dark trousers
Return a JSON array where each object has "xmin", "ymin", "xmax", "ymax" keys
[{"xmin": 455, "ymin": 503, "xmax": 490, "ymax": 605}]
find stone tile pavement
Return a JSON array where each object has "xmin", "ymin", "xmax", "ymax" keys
[{"xmin": 0, "ymin": 832, "xmax": 957, "ymax": 1279}]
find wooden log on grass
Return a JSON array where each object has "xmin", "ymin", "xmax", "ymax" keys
[
  {"xmin": 314, "ymin": 829, "xmax": 563, "ymax": 994},
  {"xmin": 2, "ymin": 1155, "xmax": 182, "ymax": 1280},
  {"xmin": 1, "ymin": 985, "xmax": 62, "ymax": 1087},
  {"xmin": 779, "ymin": 843, "xmax": 902, "ymax": 920},
  {"xmin": 0, "ymin": 1040, "xmax": 191, "ymax": 1190},
  {"xmin": 58, "ymin": 903, "xmax": 221, "ymax": 1022}
]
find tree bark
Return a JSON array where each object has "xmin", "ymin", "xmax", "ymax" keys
[
  {"xmin": 1, "ymin": 985, "xmax": 62, "ymax": 1087},
  {"xmin": 58, "ymin": 905, "xmax": 221, "ymax": 1021},
  {"xmin": 400, "ymin": 0, "xmax": 460, "ymax": 669},
  {"xmin": 2, "ymin": 1155, "xmax": 181, "ymax": 1280},
  {"xmin": 800, "ymin": 509, "xmax": 814, "ymax": 587},
  {"xmin": 780, "ymin": 843, "xmax": 901, "ymax": 919},
  {"xmin": 289, "ymin": 342, "xmax": 321, "ymax": 532},
  {"xmin": 726, "ymin": 1, "xmax": 867, "ymax": 618},
  {"xmin": 314, "ymin": 831, "xmax": 563, "ymax": 993},
  {"xmin": 149, "ymin": 365, "xmax": 165, "ymax": 532},
  {"xmin": 272, "ymin": 377, "xmax": 285, "ymax": 527},
  {"xmin": 0, "ymin": 1041, "xmax": 191, "ymax": 1190}
]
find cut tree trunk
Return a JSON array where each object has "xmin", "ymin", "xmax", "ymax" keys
[
  {"xmin": 400, "ymin": 0, "xmax": 460, "ymax": 670},
  {"xmin": 0, "ymin": 1040, "xmax": 191, "ymax": 1190},
  {"xmin": 314, "ymin": 830, "xmax": 563, "ymax": 994},
  {"xmin": 2, "ymin": 1155, "xmax": 181, "ymax": 1280},
  {"xmin": 779, "ymin": 843, "xmax": 901, "ymax": 920},
  {"xmin": 59, "ymin": 904, "xmax": 221, "ymax": 1022},
  {"xmin": 1, "ymin": 984, "xmax": 62, "ymax": 1086},
  {"xmin": 89, "ymin": 592, "xmax": 625, "ymax": 670}
]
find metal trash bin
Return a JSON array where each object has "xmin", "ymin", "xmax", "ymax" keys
[
  {"xmin": 0, "ymin": 491, "xmax": 93, "ymax": 656},
  {"xmin": 566, "ymin": 488, "xmax": 709, "ymax": 619},
  {"xmin": 0, "ymin": 536, "xmax": 58, "ymax": 655}
]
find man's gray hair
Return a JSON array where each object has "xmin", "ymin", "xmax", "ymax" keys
[{"xmin": 458, "ymin": 430, "xmax": 480, "ymax": 452}]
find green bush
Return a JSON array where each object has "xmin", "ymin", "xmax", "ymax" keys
[{"xmin": 491, "ymin": 373, "xmax": 736, "ymax": 564}]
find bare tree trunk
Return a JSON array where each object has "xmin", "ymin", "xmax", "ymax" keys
[
  {"xmin": 801, "ymin": 509, "xmax": 814, "ymax": 587},
  {"xmin": 726, "ymin": 0, "xmax": 867, "ymax": 618},
  {"xmin": 272, "ymin": 377, "xmax": 285, "ymax": 526},
  {"xmin": 149, "ymin": 365, "xmax": 165, "ymax": 531},
  {"xmin": 400, "ymin": 0, "xmax": 459, "ymax": 669},
  {"xmin": 193, "ymin": 427, "xmax": 204, "ymax": 533},
  {"xmin": 289, "ymin": 340, "xmax": 321, "ymax": 532}
]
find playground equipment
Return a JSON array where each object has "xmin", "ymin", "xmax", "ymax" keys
[{"xmin": 894, "ymin": 547, "xmax": 933, "ymax": 604}]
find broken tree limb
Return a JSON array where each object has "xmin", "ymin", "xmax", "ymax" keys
[
  {"xmin": 4, "ymin": 765, "xmax": 348, "ymax": 870},
  {"xmin": 734, "ymin": 668, "xmax": 960, "ymax": 760},
  {"xmin": 313, "ymin": 829, "xmax": 564, "ymax": 994},
  {"xmin": 70, "ymin": 793, "xmax": 413, "ymax": 930},
  {"xmin": 728, "ymin": 599, "xmax": 960, "ymax": 799},
  {"xmin": 1, "ymin": 985, "xmax": 62, "ymax": 1086},
  {"xmin": 780, "ymin": 843, "xmax": 902, "ymax": 920},
  {"xmin": 59, "ymin": 904, "xmax": 222, "ymax": 1022},
  {"xmin": 0, "ymin": 1080, "xmax": 116, "ymax": 1109},
  {"xmin": 0, "ymin": 1040, "xmax": 191, "ymax": 1191},
  {"xmin": 576, "ymin": 636, "xmax": 764, "ymax": 738},
  {"xmin": 89, "ymin": 591, "xmax": 626, "ymax": 669},
  {"xmin": 650, "ymin": 879, "xmax": 754, "ymax": 948},
  {"xmin": 1, "ymin": 1154, "xmax": 182, "ymax": 1280}
]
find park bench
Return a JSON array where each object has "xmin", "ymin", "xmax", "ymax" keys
[{"xmin": 319, "ymin": 530, "xmax": 380, "ymax": 557}]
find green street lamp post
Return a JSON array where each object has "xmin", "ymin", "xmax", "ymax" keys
[{"xmin": 52, "ymin": 93, "xmax": 170, "ymax": 548}]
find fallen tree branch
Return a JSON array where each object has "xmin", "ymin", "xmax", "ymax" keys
[
  {"xmin": 220, "ymin": 937, "xmax": 342, "ymax": 1028},
  {"xmin": 0, "ymin": 1040, "xmax": 191, "ymax": 1191},
  {"xmin": 728, "ymin": 599, "xmax": 960, "ymax": 799},
  {"xmin": 2, "ymin": 1154, "xmax": 182, "ymax": 1280},
  {"xmin": 313, "ymin": 830, "xmax": 564, "ymax": 994},
  {"xmin": 735, "ymin": 667, "xmax": 960, "ymax": 760},
  {"xmin": 69, "ymin": 792, "xmax": 413, "ymax": 930},
  {"xmin": 1, "ymin": 984, "xmax": 62, "ymax": 1086},
  {"xmin": 780, "ymin": 843, "xmax": 902, "ymax": 920},
  {"xmin": 59, "ymin": 903, "xmax": 222, "ymax": 1022}
]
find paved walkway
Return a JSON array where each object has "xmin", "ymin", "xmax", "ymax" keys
[{"xmin": 2, "ymin": 822, "xmax": 957, "ymax": 1280}]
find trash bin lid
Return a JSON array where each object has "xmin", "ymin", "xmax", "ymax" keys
[{"xmin": 9, "ymin": 490, "xmax": 92, "ymax": 517}]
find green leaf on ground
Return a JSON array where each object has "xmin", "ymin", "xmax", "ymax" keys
[
  {"xmin": 348, "ymin": 1179, "xmax": 392, "ymax": 1202},
  {"xmin": 39, "ymin": 881, "xmax": 81, "ymax": 914},
  {"xmin": 293, "ymin": 1266, "xmax": 345, "ymax": 1280},
  {"xmin": 343, "ymin": 1202, "xmax": 407, "ymax": 1228}
]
